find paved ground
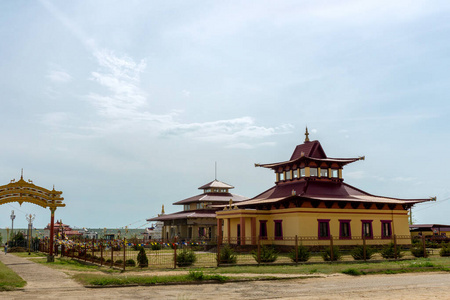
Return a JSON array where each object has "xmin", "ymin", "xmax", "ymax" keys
[{"xmin": 0, "ymin": 253, "xmax": 449, "ymax": 299}]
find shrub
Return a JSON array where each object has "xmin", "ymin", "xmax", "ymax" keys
[
  {"xmin": 410, "ymin": 243, "xmax": 428, "ymax": 258},
  {"xmin": 440, "ymin": 243, "xmax": 450, "ymax": 257},
  {"xmin": 115, "ymin": 259, "xmax": 123, "ymax": 265},
  {"xmin": 137, "ymin": 247, "xmax": 149, "ymax": 267},
  {"xmin": 342, "ymin": 268, "xmax": 363, "ymax": 276},
  {"xmin": 105, "ymin": 259, "xmax": 112, "ymax": 264},
  {"xmin": 351, "ymin": 245, "xmax": 376, "ymax": 260},
  {"xmin": 381, "ymin": 243, "xmax": 403, "ymax": 259},
  {"xmin": 288, "ymin": 245, "xmax": 311, "ymax": 262},
  {"xmin": 252, "ymin": 245, "xmax": 278, "ymax": 263},
  {"xmin": 188, "ymin": 270, "xmax": 204, "ymax": 280},
  {"xmin": 150, "ymin": 243, "xmax": 162, "ymax": 250},
  {"xmin": 126, "ymin": 259, "xmax": 136, "ymax": 267},
  {"xmin": 322, "ymin": 246, "xmax": 342, "ymax": 261},
  {"xmin": 218, "ymin": 245, "xmax": 237, "ymax": 264},
  {"xmin": 176, "ymin": 249, "xmax": 197, "ymax": 267},
  {"xmin": 7, "ymin": 247, "xmax": 27, "ymax": 253}
]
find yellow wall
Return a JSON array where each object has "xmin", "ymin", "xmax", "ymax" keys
[{"xmin": 217, "ymin": 206, "xmax": 411, "ymax": 245}]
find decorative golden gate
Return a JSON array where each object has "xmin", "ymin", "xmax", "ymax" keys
[{"xmin": 0, "ymin": 172, "xmax": 65, "ymax": 262}]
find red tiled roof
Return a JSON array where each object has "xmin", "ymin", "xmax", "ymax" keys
[
  {"xmin": 147, "ymin": 210, "xmax": 218, "ymax": 221},
  {"xmin": 235, "ymin": 179, "xmax": 430, "ymax": 206},
  {"xmin": 198, "ymin": 180, "xmax": 234, "ymax": 189},
  {"xmin": 409, "ymin": 224, "xmax": 450, "ymax": 231},
  {"xmin": 255, "ymin": 140, "xmax": 363, "ymax": 170},
  {"xmin": 173, "ymin": 192, "xmax": 247, "ymax": 205},
  {"xmin": 290, "ymin": 140, "xmax": 327, "ymax": 160}
]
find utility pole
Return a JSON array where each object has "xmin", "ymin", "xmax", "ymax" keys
[
  {"xmin": 10, "ymin": 210, "xmax": 16, "ymax": 242},
  {"xmin": 26, "ymin": 214, "xmax": 35, "ymax": 254}
]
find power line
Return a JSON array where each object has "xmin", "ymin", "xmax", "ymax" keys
[{"xmin": 414, "ymin": 197, "xmax": 450, "ymax": 212}]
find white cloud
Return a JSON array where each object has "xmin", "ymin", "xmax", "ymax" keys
[
  {"xmin": 47, "ymin": 70, "xmax": 72, "ymax": 83},
  {"xmin": 392, "ymin": 176, "xmax": 415, "ymax": 182},
  {"xmin": 182, "ymin": 90, "xmax": 191, "ymax": 97},
  {"xmin": 345, "ymin": 170, "xmax": 366, "ymax": 179}
]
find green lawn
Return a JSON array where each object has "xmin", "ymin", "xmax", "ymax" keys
[{"xmin": 0, "ymin": 260, "xmax": 26, "ymax": 291}]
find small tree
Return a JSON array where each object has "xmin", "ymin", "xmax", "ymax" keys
[
  {"xmin": 288, "ymin": 245, "xmax": 311, "ymax": 262},
  {"xmin": 252, "ymin": 245, "xmax": 278, "ymax": 263},
  {"xmin": 218, "ymin": 245, "xmax": 237, "ymax": 264},
  {"xmin": 381, "ymin": 242, "xmax": 403, "ymax": 259},
  {"xmin": 137, "ymin": 247, "xmax": 149, "ymax": 268},
  {"xmin": 440, "ymin": 243, "xmax": 450, "ymax": 257},
  {"xmin": 322, "ymin": 246, "xmax": 342, "ymax": 261},
  {"xmin": 351, "ymin": 245, "xmax": 376, "ymax": 260},
  {"xmin": 176, "ymin": 249, "xmax": 197, "ymax": 267},
  {"xmin": 410, "ymin": 242, "xmax": 427, "ymax": 258}
]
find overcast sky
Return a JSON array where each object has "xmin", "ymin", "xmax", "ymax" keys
[{"xmin": 1, "ymin": 0, "xmax": 449, "ymax": 230}]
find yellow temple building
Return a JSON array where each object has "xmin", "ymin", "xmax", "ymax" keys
[{"xmin": 216, "ymin": 129, "xmax": 433, "ymax": 246}]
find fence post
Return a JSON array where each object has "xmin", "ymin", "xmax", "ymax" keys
[
  {"xmin": 422, "ymin": 234, "xmax": 427, "ymax": 258},
  {"xmin": 257, "ymin": 237, "xmax": 261, "ymax": 265},
  {"xmin": 330, "ymin": 235, "xmax": 334, "ymax": 261},
  {"xmin": 363, "ymin": 235, "xmax": 367, "ymax": 261},
  {"xmin": 216, "ymin": 236, "xmax": 221, "ymax": 267},
  {"xmin": 173, "ymin": 237, "xmax": 177, "ymax": 269},
  {"xmin": 393, "ymin": 234, "xmax": 398, "ymax": 260},
  {"xmin": 123, "ymin": 240, "xmax": 126, "ymax": 271},
  {"xmin": 100, "ymin": 240, "xmax": 103, "ymax": 266},
  {"xmin": 92, "ymin": 238, "xmax": 95, "ymax": 261},
  {"xmin": 111, "ymin": 243, "xmax": 114, "ymax": 268},
  {"xmin": 295, "ymin": 235, "xmax": 298, "ymax": 264}
]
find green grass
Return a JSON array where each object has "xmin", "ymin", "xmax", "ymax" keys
[
  {"xmin": 12, "ymin": 252, "xmax": 47, "ymax": 258},
  {"xmin": 0, "ymin": 260, "xmax": 26, "ymax": 291},
  {"xmin": 73, "ymin": 272, "xmax": 230, "ymax": 286},
  {"xmin": 34, "ymin": 257, "xmax": 120, "ymax": 273},
  {"xmin": 205, "ymin": 257, "xmax": 450, "ymax": 276}
]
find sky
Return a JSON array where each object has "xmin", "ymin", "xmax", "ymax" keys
[{"xmin": 1, "ymin": 0, "xmax": 449, "ymax": 230}]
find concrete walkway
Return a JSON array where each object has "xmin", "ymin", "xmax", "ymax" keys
[{"xmin": 0, "ymin": 253, "xmax": 82, "ymax": 291}]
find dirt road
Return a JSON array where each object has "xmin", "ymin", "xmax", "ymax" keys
[{"xmin": 1, "ymin": 253, "xmax": 449, "ymax": 299}]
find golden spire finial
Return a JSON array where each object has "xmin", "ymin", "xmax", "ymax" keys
[
  {"xmin": 305, "ymin": 127, "xmax": 310, "ymax": 142},
  {"xmin": 161, "ymin": 205, "xmax": 165, "ymax": 214},
  {"xmin": 21, "ymin": 168, "xmax": 23, "ymax": 180}
]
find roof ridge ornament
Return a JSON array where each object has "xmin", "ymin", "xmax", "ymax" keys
[{"xmin": 305, "ymin": 127, "xmax": 310, "ymax": 142}]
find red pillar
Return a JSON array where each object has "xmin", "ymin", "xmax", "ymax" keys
[
  {"xmin": 251, "ymin": 217, "xmax": 256, "ymax": 245},
  {"xmin": 48, "ymin": 208, "xmax": 55, "ymax": 261},
  {"xmin": 227, "ymin": 219, "xmax": 231, "ymax": 244},
  {"xmin": 217, "ymin": 219, "xmax": 223, "ymax": 245},
  {"xmin": 240, "ymin": 217, "xmax": 246, "ymax": 245}
]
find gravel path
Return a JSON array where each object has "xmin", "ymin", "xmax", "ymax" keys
[
  {"xmin": 0, "ymin": 253, "xmax": 449, "ymax": 299},
  {"xmin": 0, "ymin": 253, "xmax": 82, "ymax": 291}
]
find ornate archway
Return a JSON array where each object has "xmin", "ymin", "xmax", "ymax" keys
[{"xmin": 0, "ymin": 172, "xmax": 65, "ymax": 261}]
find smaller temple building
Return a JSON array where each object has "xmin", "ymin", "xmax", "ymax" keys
[
  {"xmin": 149, "ymin": 179, "xmax": 247, "ymax": 242},
  {"xmin": 216, "ymin": 129, "xmax": 433, "ymax": 246},
  {"xmin": 44, "ymin": 221, "xmax": 82, "ymax": 238}
]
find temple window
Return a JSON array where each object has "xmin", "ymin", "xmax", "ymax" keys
[
  {"xmin": 293, "ymin": 169, "xmax": 299, "ymax": 179},
  {"xmin": 300, "ymin": 168, "xmax": 306, "ymax": 177},
  {"xmin": 285, "ymin": 170, "xmax": 292, "ymax": 180},
  {"xmin": 184, "ymin": 204, "xmax": 190, "ymax": 211},
  {"xmin": 318, "ymin": 219, "xmax": 330, "ymax": 239},
  {"xmin": 361, "ymin": 220, "xmax": 373, "ymax": 239},
  {"xmin": 279, "ymin": 172, "xmax": 285, "ymax": 181},
  {"xmin": 274, "ymin": 220, "xmax": 283, "ymax": 240},
  {"xmin": 339, "ymin": 220, "xmax": 351, "ymax": 239},
  {"xmin": 310, "ymin": 168, "xmax": 318, "ymax": 177},
  {"xmin": 331, "ymin": 169, "xmax": 338, "ymax": 178},
  {"xmin": 259, "ymin": 220, "xmax": 268, "ymax": 239},
  {"xmin": 320, "ymin": 168, "xmax": 328, "ymax": 178},
  {"xmin": 381, "ymin": 221, "xmax": 392, "ymax": 238},
  {"xmin": 204, "ymin": 189, "xmax": 212, "ymax": 193},
  {"xmin": 196, "ymin": 203, "xmax": 204, "ymax": 209}
]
